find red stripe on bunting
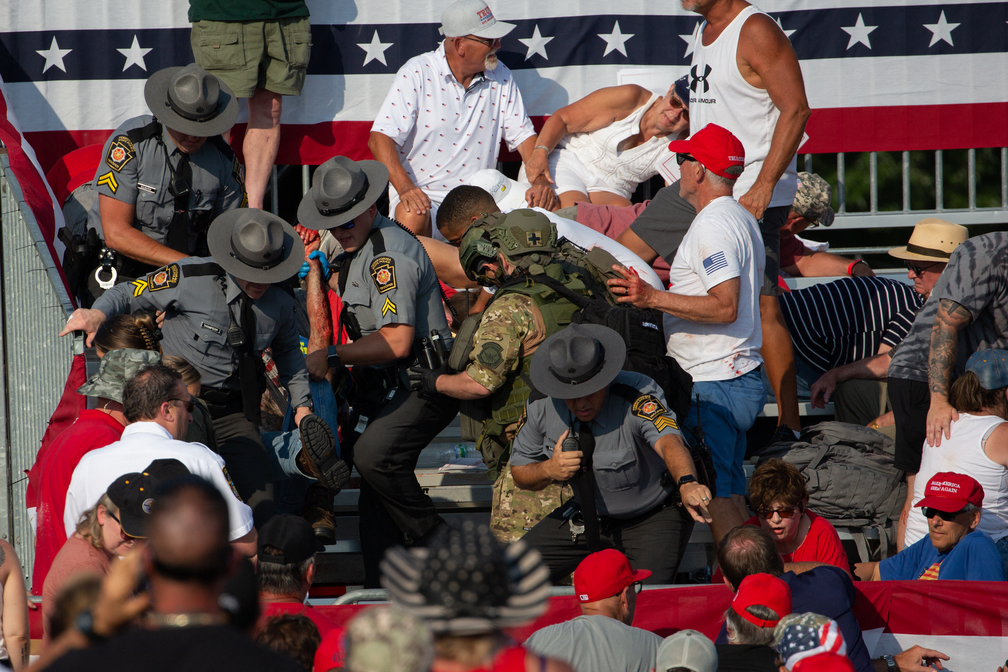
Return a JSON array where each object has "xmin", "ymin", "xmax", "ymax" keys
[{"xmin": 26, "ymin": 104, "xmax": 1008, "ymax": 185}]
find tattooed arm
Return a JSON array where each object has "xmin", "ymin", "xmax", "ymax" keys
[
  {"xmin": 0, "ymin": 541, "xmax": 29, "ymax": 671},
  {"xmin": 926, "ymin": 298, "xmax": 973, "ymax": 447}
]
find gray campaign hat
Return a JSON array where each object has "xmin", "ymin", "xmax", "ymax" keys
[
  {"xmin": 529, "ymin": 324, "xmax": 626, "ymax": 399},
  {"xmin": 792, "ymin": 172, "xmax": 834, "ymax": 227},
  {"xmin": 966, "ymin": 349, "xmax": 1008, "ymax": 391},
  {"xmin": 655, "ymin": 630, "xmax": 718, "ymax": 672},
  {"xmin": 77, "ymin": 348, "xmax": 162, "ymax": 402},
  {"xmin": 207, "ymin": 209, "xmax": 305, "ymax": 284},
  {"xmin": 144, "ymin": 64, "xmax": 238, "ymax": 138},
  {"xmin": 439, "ymin": 0, "xmax": 515, "ymax": 39},
  {"xmin": 298, "ymin": 157, "xmax": 389, "ymax": 230}
]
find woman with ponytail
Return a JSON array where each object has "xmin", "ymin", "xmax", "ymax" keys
[{"xmin": 904, "ymin": 349, "xmax": 1008, "ymax": 575}]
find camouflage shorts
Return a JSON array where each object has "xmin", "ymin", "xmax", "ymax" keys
[{"xmin": 490, "ymin": 463, "xmax": 571, "ymax": 543}]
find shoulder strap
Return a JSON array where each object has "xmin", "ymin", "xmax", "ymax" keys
[
  {"xmin": 181, "ymin": 262, "xmax": 225, "ymax": 278},
  {"xmin": 526, "ymin": 273, "xmax": 593, "ymax": 309},
  {"xmin": 126, "ymin": 119, "xmax": 163, "ymax": 144},
  {"xmin": 273, "ymin": 282, "xmax": 295, "ymax": 298},
  {"xmin": 608, "ymin": 382, "xmax": 640, "ymax": 405},
  {"xmin": 337, "ymin": 225, "xmax": 388, "ymax": 296}
]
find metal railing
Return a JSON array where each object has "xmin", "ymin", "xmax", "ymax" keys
[{"xmin": 0, "ymin": 154, "xmax": 76, "ymax": 590}]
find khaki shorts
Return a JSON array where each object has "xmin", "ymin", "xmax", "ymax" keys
[{"xmin": 191, "ymin": 17, "xmax": 311, "ymax": 98}]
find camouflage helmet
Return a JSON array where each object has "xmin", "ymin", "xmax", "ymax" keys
[
  {"xmin": 77, "ymin": 348, "xmax": 162, "ymax": 403},
  {"xmin": 458, "ymin": 209, "xmax": 558, "ymax": 285}
]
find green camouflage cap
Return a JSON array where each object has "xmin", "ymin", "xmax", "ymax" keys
[
  {"xmin": 77, "ymin": 348, "xmax": 162, "ymax": 403},
  {"xmin": 345, "ymin": 605, "xmax": 433, "ymax": 672},
  {"xmin": 792, "ymin": 172, "xmax": 834, "ymax": 226}
]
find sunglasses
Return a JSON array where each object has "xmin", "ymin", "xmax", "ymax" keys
[
  {"xmin": 332, "ymin": 221, "xmax": 355, "ymax": 231},
  {"xmin": 669, "ymin": 94, "xmax": 690, "ymax": 120},
  {"xmin": 462, "ymin": 35, "xmax": 500, "ymax": 48},
  {"xmin": 169, "ymin": 398, "xmax": 195, "ymax": 413},
  {"xmin": 904, "ymin": 260, "xmax": 941, "ymax": 277},
  {"xmin": 633, "ymin": 581, "xmax": 643, "ymax": 594},
  {"xmin": 107, "ymin": 511, "xmax": 140, "ymax": 541},
  {"xmin": 675, "ymin": 153, "xmax": 697, "ymax": 166},
  {"xmin": 923, "ymin": 507, "xmax": 967, "ymax": 522},
  {"xmin": 756, "ymin": 505, "xmax": 799, "ymax": 520}
]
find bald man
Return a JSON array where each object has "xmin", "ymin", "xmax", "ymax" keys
[{"xmin": 44, "ymin": 477, "xmax": 300, "ymax": 672}]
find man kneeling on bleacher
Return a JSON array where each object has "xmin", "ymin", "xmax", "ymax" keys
[
  {"xmin": 510, "ymin": 324, "xmax": 711, "ymax": 583},
  {"xmin": 856, "ymin": 472, "xmax": 1006, "ymax": 581}
]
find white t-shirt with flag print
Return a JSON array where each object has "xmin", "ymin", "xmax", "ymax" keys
[{"xmin": 663, "ymin": 195, "xmax": 765, "ymax": 382}]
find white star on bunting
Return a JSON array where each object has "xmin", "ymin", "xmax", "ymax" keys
[
  {"xmin": 37, "ymin": 36, "xmax": 72, "ymax": 73},
  {"xmin": 679, "ymin": 22, "xmax": 701, "ymax": 58},
  {"xmin": 358, "ymin": 30, "xmax": 392, "ymax": 67},
  {"xmin": 923, "ymin": 11, "xmax": 959, "ymax": 48},
  {"xmin": 841, "ymin": 13, "xmax": 878, "ymax": 50},
  {"xmin": 518, "ymin": 25, "xmax": 553, "ymax": 61},
  {"xmin": 117, "ymin": 35, "xmax": 153, "ymax": 72},
  {"xmin": 775, "ymin": 17, "xmax": 796, "ymax": 40},
  {"xmin": 598, "ymin": 20, "xmax": 634, "ymax": 58}
]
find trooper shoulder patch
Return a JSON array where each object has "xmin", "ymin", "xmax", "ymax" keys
[
  {"xmin": 105, "ymin": 135, "xmax": 136, "ymax": 172},
  {"xmin": 632, "ymin": 394, "xmax": 678, "ymax": 431},
  {"xmin": 147, "ymin": 264, "xmax": 181, "ymax": 292},
  {"xmin": 370, "ymin": 256, "xmax": 397, "ymax": 293}
]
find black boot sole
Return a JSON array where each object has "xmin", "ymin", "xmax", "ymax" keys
[{"xmin": 300, "ymin": 415, "xmax": 351, "ymax": 490}]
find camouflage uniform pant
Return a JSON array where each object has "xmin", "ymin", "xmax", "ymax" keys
[{"xmin": 490, "ymin": 463, "xmax": 571, "ymax": 543}]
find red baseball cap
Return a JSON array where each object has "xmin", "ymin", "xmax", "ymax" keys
[
  {"xmin": 668, "ymin": 123, "xmax": 745, "ymax": 180},
  {"xmin": 731, "ymin": 573, "xmax": 792, "ymax": 628},
  {"xmin": 792, "ymin": 653, "xmax": 855, "ymax": 672},
  {"xmin": 573, "ymin": 550, "xmax": 651, "ymax": 602},
  {"xmin": 916, "ymin": 471, "xmax": 985, "ymax": 512}
]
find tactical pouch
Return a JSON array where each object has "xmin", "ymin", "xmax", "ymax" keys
[{"xmin": 447, "ymin": 311, "xmax": 485, "ymax": 372}]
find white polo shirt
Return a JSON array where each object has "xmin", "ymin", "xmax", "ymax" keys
[
  {"xmin": 63, "ymin": 422, "xmax": 254, "ymax": 542},
  {"xmin": 664, "ymin": 196, "xmax": 765, "ymax": 381},
  {"xmin": 371, "ymin": 42, "xmax": 536, "ymax": 207}
]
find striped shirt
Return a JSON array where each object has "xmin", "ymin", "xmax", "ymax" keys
[{"xmin": 780, "ymin": 277, "xmax": 926, "ymax": 375}]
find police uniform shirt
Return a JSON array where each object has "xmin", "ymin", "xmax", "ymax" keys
[
  {"xmin": 88, "ymin": 114, "xmax": 247, "ymax": 253},
  {"xmin": 334, "ymin": 213, "xmax": 453, "ymax": 356},
  {"xmin": 510, "ymin": 371, "xmax": 681, "ymax": 518},
  {"xmin": 91, "ymin": 256, "xmax": 311, "ymax": 409}
]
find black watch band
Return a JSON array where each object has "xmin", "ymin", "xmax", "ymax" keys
[
  {"xmin": 327, "ymin": 345, "xmax": 340, "ymax": 369},
  {"xmin": 677, "ymin": 474, "xmax": 697, "ymax": 488},
  {"xmin": 75, "ymin": 609, "xmax": 106, "ymax": 643}
]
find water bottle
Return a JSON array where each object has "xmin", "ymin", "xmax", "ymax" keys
[{"xmin": 433, "ymin": 444, "xmax": 473, "ymax": 462}]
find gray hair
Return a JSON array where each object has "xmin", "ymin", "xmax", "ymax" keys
[
  {"xmin": 257, "ymin": 551, "xmax": 316, "ymax": 596},
  {"xmin": 705, "ymin": 168, "xmax": 741, "ymax": 191},
  {"xmin": 724, "ymin": 605, "xmax": 779, "ymax": 646}
]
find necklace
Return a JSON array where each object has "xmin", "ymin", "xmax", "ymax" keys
[{"xmin": 147, "ymin": 612, "xmax": 226, "ymax": 628}]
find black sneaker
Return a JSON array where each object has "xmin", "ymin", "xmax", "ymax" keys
[
  {"xmin": 297, "ymin": 415, "xmax": 350, "ymax": 491},
  {"xmin": 767, "ymin": 425, "xmax": 801, "ymax": 445},
  {"xmin": 301, "ymin": 483, "xmax": 337, "ymax": 545}
]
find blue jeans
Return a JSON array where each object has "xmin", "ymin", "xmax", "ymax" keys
[
  {"xmin": 681, "ymin": 368, "xmax": 765, "ymax": 497},
  {"xmin": 996, "ymin": 535, "xmax": 1008, "ymax": 579},
  {"xmin": 262, "ymin": 379, "xmax": 342, "ymax": 515}
]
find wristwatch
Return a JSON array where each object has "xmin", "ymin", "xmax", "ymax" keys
[
  {"xmin": 677, "ymin": 474, "xmax": 697, "ymax": 489},
  {"xmin": 75, "ymin": 608, "xmax": 106, "ymax": 643},
  {"xmin": 327, "ymin": 345, "xmax": 341, "ymax": 369},
  {"xmin": 880, "ymin": 654, "xmax": 896, "ymax": 671}
]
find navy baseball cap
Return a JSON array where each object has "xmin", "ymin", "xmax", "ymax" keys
[
  {"xmin": 673, "ymin": 75, "xmax": 690, "ymax": 109},
  {"xmin": 966, "ymin": 349, "xmax": 1008, "ymax": 390}
]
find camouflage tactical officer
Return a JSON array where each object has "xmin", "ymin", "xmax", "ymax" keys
[{"xmin": 408, "ymin": 209, "xmax": 619, "ymax": 541}]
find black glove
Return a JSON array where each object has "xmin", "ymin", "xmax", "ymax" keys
[{"xmin": 407, "ymin": 364, "xmax": 448, "ymax": 395}]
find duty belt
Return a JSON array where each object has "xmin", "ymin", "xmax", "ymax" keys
[{"xmin": 200, "ymin": 387, "xmax": 244, "ymax": 420}]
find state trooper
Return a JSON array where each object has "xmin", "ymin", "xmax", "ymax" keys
[
  {"xmin": 510, "ymin": 324, "xmax": 712, "ymax": 583},
  {"xmin": 409, "ymin": 208, "xmax": 620, "ymax": 542},
  {"xmin": 74, "ymin": 63, "xmax": 246, "ymax": 305},
  {"xmin": 298, "ymin": 156, "xmax": 460, "ymax": 587},
  {"xmin": 60, "ymin": 209, "xmax": 348, "ymax": 530}
]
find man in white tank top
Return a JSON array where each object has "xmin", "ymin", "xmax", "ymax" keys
[
  {"xmin": 684, "ymin": 0, "xmax": 811, "ymax": 442},
  {"xmin": 521, "ymin": 77, "xmax": 692, "ymax": 208}
]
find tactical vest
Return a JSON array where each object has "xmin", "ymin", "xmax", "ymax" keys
[{"xmin": 453, "ymin": 252, "xmax": 617, "ymax": 481}]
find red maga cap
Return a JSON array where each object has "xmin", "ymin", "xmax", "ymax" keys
[
  {"xmin": 916, "ymin": 471, "xmax": 984, "ymax": 512},
  {"xmin": 792, "ymin": 653, "xmax": 856, "ymax": 672},
  {"xmin": 668, "ymin": 123, "xmax": 745, "ymax": 180},
  {"xmin": 573, "ymin": 549, "xmax": 651, "ymax": 602},
  {"xmin": 731, "ymin": 573, "xmax": 792, "ymax": 628}
]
